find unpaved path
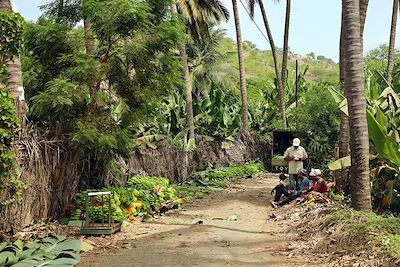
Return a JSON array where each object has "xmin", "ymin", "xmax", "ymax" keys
[{"xmin": 79, "ymin": 174, "xmax": 313, "ymax": 267}]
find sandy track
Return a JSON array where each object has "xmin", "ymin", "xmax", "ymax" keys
[{"xmin": 78, "ymin": 174, "xmax": 310, "ymax": 267}]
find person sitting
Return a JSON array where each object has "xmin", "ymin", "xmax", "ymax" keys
[
  {"xmin": 271, "ymin": 173, "xmax": 290, "ymax": 203},
  {"xmin": 271, "ymin": 168, "xmax": 310, "ymax": 208},
  {"xmin": 309, "ymin": 168, "xmax": 328, "ymax": 193}
]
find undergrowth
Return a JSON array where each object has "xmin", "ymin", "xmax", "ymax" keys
[
  {"xmin": 324, "ymin": 209, "xmax": 400, "ymax": 261},
  {"xmin": 178, "ymin": 162, "xmax": 264, "ymax": 201}
]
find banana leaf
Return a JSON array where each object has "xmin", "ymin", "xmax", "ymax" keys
[
  {"xmin": 366, "ymin": 109, "xmax": 400, "ymax": 172},
  {"xmin": 328, "ymin": 156, "xmax": 351, "ymax": 171}
]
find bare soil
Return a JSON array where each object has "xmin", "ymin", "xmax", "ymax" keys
[{"xmin": 78, "ymin": 174, "xmax": 317, "ymax": 267}]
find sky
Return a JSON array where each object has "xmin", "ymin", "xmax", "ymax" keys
[{"xmin": 12, "ymin": 0, "xmax": 398, "ymax": 62}]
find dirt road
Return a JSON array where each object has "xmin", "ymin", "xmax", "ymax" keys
[{"xmin": 79, "ymin": 174, "xmax": 311, "ymax": 267}]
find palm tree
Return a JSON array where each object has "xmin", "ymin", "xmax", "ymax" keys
[
  {"xmin": 232, "ymin": 0, "xmax": 249, "ymax": 132},
  {"xmin": 188, "ymin": 28, "xmax": 236, "ymax": 97},
  {"xmin": 280, "ymin": 0, "xmax": 290, "ymax": 128},
  {"xmin": 338, "ymin": 0, "xmax": 369, "ymax": 191},
  {"xmin": 0, "ymin": 0, "xmax": 27, "ymax": 126},
  {"xmin": 342, "ymin": 0, "xmax": 371, "ymax": 211},
  {"xmin": 247, "ymin": 0, "xmax": 285, "ymax": 128},
  {"xmin": 174, "ymin": 0, "xmax": 230, "ymax": 140},
  {"xmin": 387, "ymin": 0, "xmax": 399, "ymax": 85}
]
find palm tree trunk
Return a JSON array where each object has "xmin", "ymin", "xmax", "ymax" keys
[
  {"xmin": 0, "ymin": 0, "xmax": 27, "ymax": 126},
  {"xmin": 170, "ymin": 3, "xmax": 195, "ymax": 140},
  {"xmin": 258, "ymin": 0, "xmax": 286, "ymax": 128},
  {"xmin": 280, "ymin": 0, "xmax": 290, "ymax": 128},
  {"xmin": 338, "ymin": 6, "xmax": 349, "ymax": 192},
  {"xmin": 339, "ymin": 0, "xmax": 369, "ymax": 193},
  {"xmin": 232, "ymin": 0, "xmax": 249, "ymax": 132},
  {"xmin": 0, "ymin": 0, "xmax": 11, "ymax": 9},
  {"xmin": 342, "ymin": 0, "xmax": 371, "ymax": 211},
  {"xmin": 359, "ymin": 0, "xmax": 369, "ymax": 40},
  {"xmin": 386, "ymin": 0, "xmax": 399, "ymax": 85},
  {"xmin": 180, "ymin": 47, "xmax": 195, "ymax": 140}
]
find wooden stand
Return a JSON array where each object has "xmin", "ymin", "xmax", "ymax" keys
[{"xmin": 80, "ymin": 191, "xmax": 121, "ymax": 235}]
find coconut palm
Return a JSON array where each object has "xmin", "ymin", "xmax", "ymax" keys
[
  {"xmin": 338, "ymin": 0, "xmax": 369, "ymax": 191},
  {"xmin": 0, "ymin": 0, "xmax": 27, "ymax": 125},
  {"xmin": 341, "ymin": 0, "xmax": 371, "ymax": 211},
  {"xmin": 174, "ymin": 0, "xmax": 230, "ymax": 140},
  {"xmin": 187, "ymin": 28, "xmax": 236, "ymax": 98},
  {"xmin": 386, "ymin": 0, "xmax": 399, "ymax": 85},
  {"xmin": 231, "ymin": 0, "xmax": 249, "ymax": 132},
  {"xmin": 280, "ymin": 0, "xmax": 290, "ymax": 128},
  {"xmin": 247, "ymin": 0, "xmax": 286, "ymax": 128}
]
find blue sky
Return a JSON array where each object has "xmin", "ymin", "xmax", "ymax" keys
[{"xmin": 12, "ymin": 0, "xmax": 398, "ymax": 62}]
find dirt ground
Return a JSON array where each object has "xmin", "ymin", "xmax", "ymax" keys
[{"xmin": 78, "ymin": 174, "xmax": 320, "ymax": 267}]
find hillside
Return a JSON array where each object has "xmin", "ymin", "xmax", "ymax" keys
[{"xmin": 216, "ymin": 37, "xmax": 339, "ymax": 101}]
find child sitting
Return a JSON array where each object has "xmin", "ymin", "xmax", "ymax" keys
[{"xmin": 271, "ymin": 173, "xmax": 290, "ymax": 203}]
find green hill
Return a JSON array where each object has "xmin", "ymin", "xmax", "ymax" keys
[{"xmin": 216, "ymin": 37, "xmax": 339, "ymax": 102}]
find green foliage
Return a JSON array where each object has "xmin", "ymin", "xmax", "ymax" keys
[
  {"xmin": 126, "ymin": 175, "xmax": 169, "ymax": 189},
  {"xmin": 193, "ymin": 162, "xmax": 264, "ymax": 181},
  {"xmin": 329, "ymin": 72, "xmax": 400, "ymax": 209},
  {"xmin": 0, "ymin": 235, "xmax": 91, "ymax": 266},
  {"xmin": 0, "ymin": 11, "xmax": 25, "ymax": 64},
  {"xmin": 294, "ymin": 84, "xmax": 340, "ymax": 169},
  {"xmin": 85, "ymin": 0, "xmax": 151, "ymax": 39},
  {"xmin": 0, "ymin": 91, "xmax": 19, "ymax": 186},
  {"xmin": 177, "ymin": 162, "xmax": 264, "ymax": 201},
  {"xmin": 72, "ymin": 116, "xmax": 132, "ymax": 160},
  {"xmin": 30, "ymin": 79, "xmax": 88, "ymax": 126}
]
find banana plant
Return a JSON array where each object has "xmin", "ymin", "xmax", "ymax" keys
[
  {"xmin": 329, "ymin": 71, "xmax": 400, "ymax": 209},
  {"xmin": 0, "ymin": 235, "xmax": 92, "ymax": 267}
]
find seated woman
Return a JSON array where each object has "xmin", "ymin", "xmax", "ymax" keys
[{"xmin": 309, "ymin": 168, "xmax": 328, "ymax": 193}]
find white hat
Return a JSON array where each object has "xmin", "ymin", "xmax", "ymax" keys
[
  {"xmin": 293, "ymin": 138, "xmax": 300, "ymax": 146},
  {"xmin": 309, "ymin": 168, "xmax": 322, "ymax": 177}
]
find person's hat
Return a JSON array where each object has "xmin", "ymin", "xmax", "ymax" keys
[
  {"xmin": 309, "ymin": 168, "xmax": 322, "ymax": 177},
  {"xmin": 297, "ymin": 168, "xmax": 308, "ymax": 176},
  {"xmin": 293, "ymin": 138, "xmax": 300, "ymax": 146}
]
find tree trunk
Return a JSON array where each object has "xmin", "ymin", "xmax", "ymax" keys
[
  {"xmin": 258, "ymin": 0, "xmax": 286, "ymax": 128},
  {"xmin": 339, "ymin": 0, "xmax": 369, "ymax": 193},
  {"xmin": 338, "ymin": 6, "xmax": 349, "ymax": 192},
  {"xmin": 359, "ymin": 0, "xmax": 369, "ymax": 41},
  {"xmin": 232, "ymin": 0, "xmax": 249, "ymax": 132},
  {"xmin": 180, "ymin": 47, "xmax": 195, "ymax": 140},
  {"xmin": 342, "ymin": 0, "xmax": 371, "ymax": 211},
  {"xmin": 386, "ymin": 0, "xmax": 399, "ymax": 85},
  {"xmin": 83, "ymin": 16, "xmax": 98, "ymax": 113},
  {"xmin": 0, "ymin": 0, "xmax": 27, "ymax": 126},
  {"xmin": 171, "ymin": 4, "xmax": 195, "ymax": 140},
  {"xmin": 0, "ymin": 0, "xmax": 11, "ymax": 9},
  {"xmin": 280, "ymin": 0, "xmax": 290, "ymax": 128}
]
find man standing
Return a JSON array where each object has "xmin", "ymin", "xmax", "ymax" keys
[{"xmin": 284, "ymin": 138, "xmax": 308, "ymax": 190}]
